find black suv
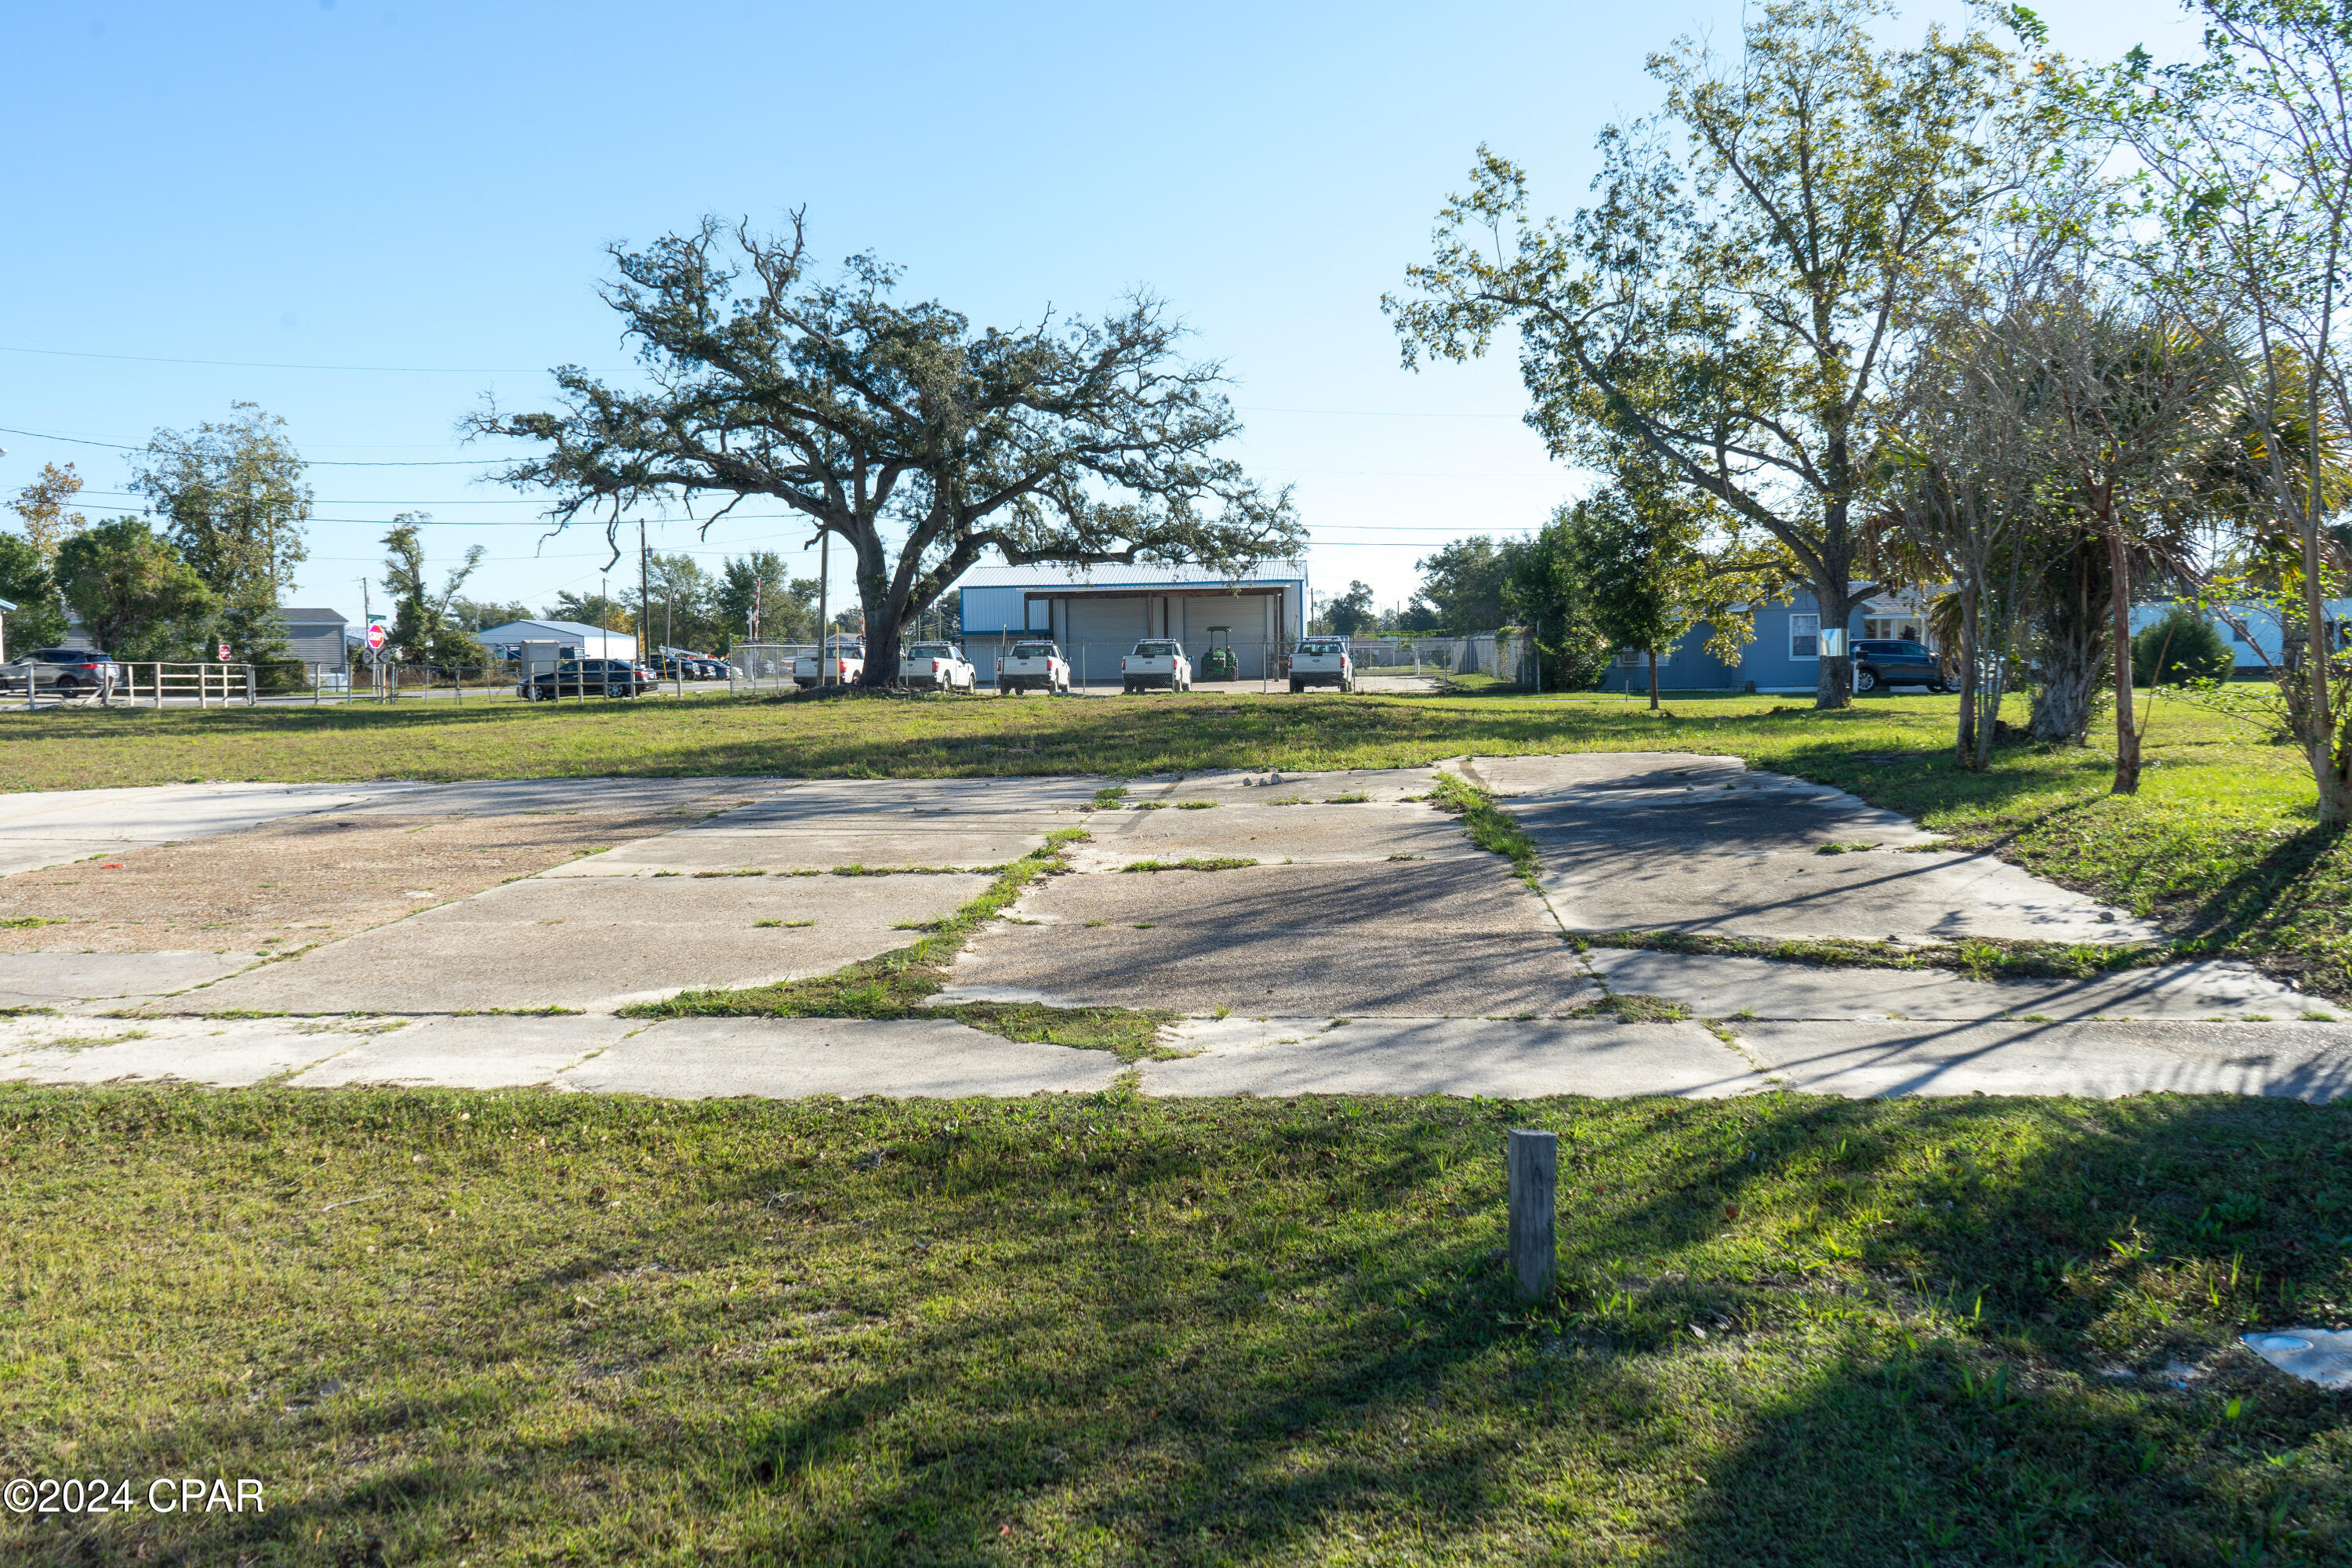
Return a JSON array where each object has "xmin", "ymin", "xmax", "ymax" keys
[
  {"xmin": 522, "ymin": 658, "xmax": 655, "ymax": 699},
  {"xmin": 1851, "ymin": 638, "xmax": 1947, "ymax": 694}
]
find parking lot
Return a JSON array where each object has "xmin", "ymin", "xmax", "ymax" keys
[{"xmin": 0, "ymin": 752, "xmax": 2343, "ymax": 1101}]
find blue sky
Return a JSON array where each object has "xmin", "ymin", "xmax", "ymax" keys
[{"xmin": 3, "ymin": 0, "xmax": 2200, "ymax": 630}]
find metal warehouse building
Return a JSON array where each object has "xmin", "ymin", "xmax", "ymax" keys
[{"xmin": 956, "ymin": 560, "xmax": 1309, "ymax": 685}]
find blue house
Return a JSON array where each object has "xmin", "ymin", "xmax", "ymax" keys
[{"xmin": 1596, "ymin": 590, "xmax": 1932, "ymax": 695}]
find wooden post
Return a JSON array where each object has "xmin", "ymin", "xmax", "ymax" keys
[{"xmin": 1507, "ymin": 1129, "xmax": 1556, "ymax": 1301}]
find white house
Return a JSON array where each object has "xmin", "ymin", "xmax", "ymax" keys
[
  {"xmin": 472, "ymin": 619, "xmax": 638, "ymax": 662},
  {"xmin": 956, "ymin": 559, "xmax": 1310, "ymax": 684}
]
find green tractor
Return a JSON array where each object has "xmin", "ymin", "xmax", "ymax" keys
[{"xmin": 1200, "ymin": 626, "xmax": 1239, "ymax": 682}]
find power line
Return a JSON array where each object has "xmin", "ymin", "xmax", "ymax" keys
[
  {"xmin": 0, "ymin": 343, "xmax": 608, "ymax": 375},
  {"xmin": 2, "ymin": 346, "xmax": 1527, "ymax": 420},
  {"xmin": 0, "ymin": 425, "xmax": 520, "ymax": 468}
]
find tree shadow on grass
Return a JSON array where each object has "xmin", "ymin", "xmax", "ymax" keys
[{"xmin": 9, "ymin": 1089, "xmax": 2352, "ymax": 1565}]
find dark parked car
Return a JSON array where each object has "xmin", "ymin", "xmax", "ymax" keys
[
  {"xmin": 1851, "ymin": 638, "xmax": 1947, "ymax": 694},
  {"xmin": 0, "ymin": 648, "xmax": 123, "ymax": 697},
  {"xmin": 521, "ymin": 659, "xmax": 656, "ymax": 699}
]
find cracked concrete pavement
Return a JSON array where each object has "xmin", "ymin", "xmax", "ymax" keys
[{"xmin": 1, "ymin": 753, "xmax": 2343, "ymax": 1100}]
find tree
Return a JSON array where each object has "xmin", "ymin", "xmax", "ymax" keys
[
  {"xmin": 2132, "ymin": 604, "xmax": 2235, "ymax": 686},
  {"xmin": 1563, "ymin": 477, "xmax": 1716, "ymax": 710},
  {"xmin": 2029, "ymin": 295, "xmax": 2239, "ymax": 791},
  {"xmin": 448, "ymin": 597, "xmax": 537, "ymax": 633},
  {"xmin": 626, "ymin": 552, "xmax": 721, "ymax": 652},
  {"xmin": 131, "ymin": 402, "xmax": 310, "ymax": 676},
  {"xmin": 547, "ymin": 590, "xmax": 633, "ymax": 633},
  {"xmin": 0, "ymin": 534, "xmax": 69, "ymax": 653},
  {"xmin": 714, "ymin": 551, "xmax": 822, "ymax": 645},
  {"xmin": 8, "ymin": 462, "xmax": 89, "ymax": 565},
  {"xmin": 1501, "ymin": 517, "xmax": 1613, "ymax": 690},
  {"xmin": 1879, "ymin": 230, "xmax": 2069, "ymax": 771},
  {"xmin": 54, "ymin": 518, "xmax": 218, "ymax": 661},
  {"xmin": 381, "ymin": 514, "xmax": 488, "ymax": 670},
  {"xmin": 1390, "ymin": 0, "xmax": 2033, "ymax": 708},
  {"xmin": 1411, "ymin": 537, "xmax": 1517, "ymax": 630},
  {"xmin": 2082, "ymin": 0, "xmax": 2352, "ymax": 821},
  {"xmin": 1322, "ymin": 580, "xmax": 1377, "ymax": 636},
  {"xmin": 470, "ymin": 216, "xmax": 1302, "ymax": 687}
]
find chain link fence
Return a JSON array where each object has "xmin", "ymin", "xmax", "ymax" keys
[{"xmin": 9, "ymin": 632, "xmax": 1548, "ymax": 712}]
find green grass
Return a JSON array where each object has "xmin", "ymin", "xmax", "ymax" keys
[
  {"xmin": 1575, "ymin": 929, "xmax": 2186, "ymax": 982},
  {"xmin": 1120, "ymin": 857, "xmax": 1258, "ymax": 873},
  {"xmin": 3, "ymin": 1084, "xmax": 2347, "ymax": 1565},
  {"xmin": 1569, "ymin": 991, "xmax": 1694, "ymax": 1023},
  {"xmin": 5, "ymin": 688, "xmax": 2347, "ymax": 996},
  {"xmin": 1427, "ymin": 771, "xmax": 1542, "ymax": 891}
]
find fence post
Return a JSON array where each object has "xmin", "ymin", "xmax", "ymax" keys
[
  {"xmin": 1507, "ymin": 1129, "xmax": 1557, "ymax": 1300},
  {"xmin": 246, "ymin": 666, "xmax": 256, "ymax": 706}
]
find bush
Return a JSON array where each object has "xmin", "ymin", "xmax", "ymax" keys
[{"xmin": 2130, "ymin": 605, "xmax": 2234, "ymax": 687}]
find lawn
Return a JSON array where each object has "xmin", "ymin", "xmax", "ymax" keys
[
  {"xmin": 1, "ymin": 1083, "xmax": 2346, "ymax": 1566},
  {"xmin": 5, "ymin": 686, "xmax": 2346, "ymax": 997}
]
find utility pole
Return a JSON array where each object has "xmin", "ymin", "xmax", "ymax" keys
[
  {"xmin": 815, "ymin": 531, "xmax": 830, "ymax": 687},
  {"xmin": 639, "ymin": 519, "xmax": 651, "ymax": 665}
]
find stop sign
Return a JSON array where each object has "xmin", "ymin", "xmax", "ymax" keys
[{"xmin": 366, "ymin": 622, "xmax": 387, "ymax": 652}]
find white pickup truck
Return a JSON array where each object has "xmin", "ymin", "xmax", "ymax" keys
[
  {"xmin": 1287, "ymin": 637, "xmax": 1356, "ymax": 693},
  {"xmin": 793, "ymin": 638, "xmax": 866, "ymax": 689},
  {"xmin": 1120, "ymin": 638, "xmax": 1192, "ymax": 694},
  {"xmin": 899, "ymin": 641, "xmax": 977, "ymax": 692},
  {"xmin": 995, "ymin": 640, "xmax": 1070, "ymax": 695}
]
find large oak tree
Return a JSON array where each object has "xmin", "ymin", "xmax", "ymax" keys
[{"xmin": 470, "ymin": 216, "xmax": 1301, "ymax": 684}]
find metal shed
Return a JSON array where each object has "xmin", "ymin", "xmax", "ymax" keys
[{"xmin": 956, "ymin": 560, "xmax": 1308, "ymax": 684}]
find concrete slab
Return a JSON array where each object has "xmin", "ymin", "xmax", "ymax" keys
[
  {"xmin": 945, "ymin": 930, "xmax": 1593, "ymax": 1017},
  {"xmin": 288, "ymin": 1013, "xmax": 638, "ymax": 1088},
  {"xmin": 539, "ymin": 828, "xmax": 1041, "ymax": 877},
  {"xmin": 564, "ymin": 1016, "xmax": 1123, "ymax": 1098},
  {"xmin": 943, "ymin": 860, "xmax": 1589, "ymax": 1015},
  {"xmin": 328, "ymin": 777, "xmax": 779, "ymax": 818},
  {"xmin": 0, "ymin": 782, "xmax": 416, "ymax": 876},
  {"xmin": 1537, "ymin": 841, "xmax": 2154, "ymax": 945},
  {"xmin": 1469, "ymin": 753, "xmax": 2151, "ymax": 944},
  {"xmin": 708, "ymin": 778, "xmax": 1103, "ymax": 822},
  {"xmin": 0, "ymin": 1015, "xmax": 351, "ymax": 1088},
  {"xmin": 1474, "ymin": 751, "xmax": 1751, "ymax": 797},
  {"xmin": 1584, "ymin": 949, "xmax": 2316, "ymax": 1022},
  {"xmin": 1140, "ymin": 1016, "xmax": 1755, "ymax": 1098},
  {"xmin": 1065, "ymin": 800, "xmax": 1477, "ymax": 870},
  {"xmin": 1131, "ymin": 767, "xmax": 1442, "ymax": 804},
  {"xmin": 153, "ymin": 873, "xmax": 991, "ymax": 1014},
  {"xmin": 1728, "ymin": 1018, "xmax": 2352, "ymax": 1100},
  {"xmin": 1005, "ymin": 857, "xmax": 1552, "ymax": 932},
  {"xmin": 0, "ymin": 950, "xmax": 259, "ymax": 1007}
]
